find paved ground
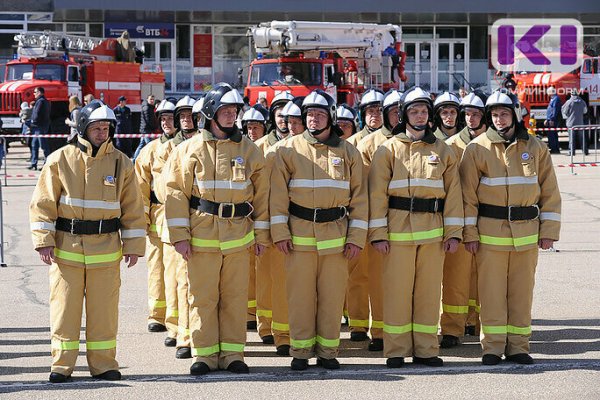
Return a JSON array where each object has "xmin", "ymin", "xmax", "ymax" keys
[{"xmin": 0, "ymin": 143, "xmax": 598, "ymax": 399}]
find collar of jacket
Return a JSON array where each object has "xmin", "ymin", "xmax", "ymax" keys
[
  {"xmin": 379, "ymin": 124, "xmax": 394, "ymax": 139},
  {"xmin": 302, "ymin": 129, "xmax": 342, "ymax": 147},
  {"xmin": 434, "ymin": 127, "xmax": 455, "ymax": 141},
  {"xmin": 76, "ymin": 136, "xmax": 113, "ymax": 157},
  {"xmin": 200, "ymin": 128, "xmax": 243, "ymax": 143},
  {"xmin": 393, "ymin": 127, "xmax": 437, "ymax": 144},
  {"xmin": 266, "ymin": 129, "xmax": 281, "ymax": 146},
  {"xmin": 458, "ymin": 127, "xmax": 472, "ymax": 145},
  {"xmin": 160, "ymin": 132, "xmax": 174, "ymax": 144},
  {"xmin": 486, "ymin": 125, "xmax": 529, "ymax": 144}
]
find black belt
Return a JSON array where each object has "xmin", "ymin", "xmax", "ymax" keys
[
  {"xmin": 289, "ymin": 201, "xmax": 347, "ymax": 223},
  {"xmin": 150, "ymin": 191, "xmax": 161, "ymax": 205},
  {"xmin": 478, "ymin": 203, "xmax": 540, "ymax": 222},
  {"xmin": 389, "ymin": 196, "xmax": 445, "ymax": 213},
  {"xmin": 190, "ymin": 196, "xmax": 253, "ymax": 218},
  {"xmin": 56, "ymin": 217, "xmax": 120, "ymax": 235}
]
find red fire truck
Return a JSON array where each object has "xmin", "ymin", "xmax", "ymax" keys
[
  {"xmin": 0, "ymin": 31, "xmax": 164, "ymax": 146},
  {"xmin": 244, "ymin": 21, "xmax": 407, "ymax": 107}
]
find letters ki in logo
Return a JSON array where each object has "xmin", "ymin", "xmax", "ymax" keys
[{"xmin": 492, "ymin": 19, "xmax": 583, "ymax": 73}]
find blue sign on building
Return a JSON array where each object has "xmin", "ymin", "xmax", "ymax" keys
[{"xmin": 104, "ymin": 22, "xmax": 175, "ymax": 39}]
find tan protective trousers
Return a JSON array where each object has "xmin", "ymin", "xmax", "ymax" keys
[
  {"xmin": 476, "ymin": 248, "xmax": 538, "ymax": 356},
  {"xmin": 247, "ymin": 249, "xmax": 257, "ymax": 325},
  {"xmin": 466, "ymin": 261, "xmax": 480, "ymax": 333},
  {"xmin": 162, "ymin": 243, "xmax": 180, "ymax": 340},
  {"xmin": 49, "ymin": 263, "xmax": 120, "ymax": 376},
  {"xmin": 255, "ymin": 251, "xmax": 273, "ymax": 338},
  {"xmin": 147, "ymin": 235, "xmax": 166, "ymax": 325},
  {"xmin": 383, "ymin": 242, "xmax": 444, "ymax": 359},
  {"xmin": 368, "ymin": 248, "xmax": 384, "ymax": 339},
  {"xmin": 269, "ymin": 247, "xmax": 290, "ymax": 347},
  {"xmin": 175, "ymin": 248, "xmax": 190, "ymax": 348},
  {"xmin": 188, "ymin": 250, "xmax": 250, "ymax": 370},
  {"xmin": 440, "ymin": 244, "xmax": 473, "ymax": 337},
  {"xmin": 286, "ymin": 250, "xmax": 348, "ymax": 360}
]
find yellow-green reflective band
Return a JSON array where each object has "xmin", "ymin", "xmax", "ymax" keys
[
  {"xmin": 167, "ymin": 308, "xmax": 179, "ymax": 318},
  {"xmin": 247, "ymin": 300, "xmax": 257, "ymax": 308},
  {"xmin": 54, "ymin": 248, "xmax": 122, "ymax": 265},
  {"xmin": 468, "ymin": 299, "xmax": 481, "ymax": 312},
  {"xmin": 388, "ymin": 228, "xmax": 444, "ymax": 242},
  {"xmin": 220, "ymin": 342, "xmax": 245, "ymax": 353},
  {"xmin": 52, "ymin": 340, "xmax": 80, "ymax": 351},
  {"xmin": 482, "ymin": 325, "xmax": 508, "ymax": 335},
  {"xmin": 221, "ymin": 231, "xmax": 255, "ymax": 251},
  {"xmin": 343, "ymin": 309, "xmax": 349, "ymax": 317},
  {"xmin": 442, "ymin": 304, "xmax": 470, "ymax": 314},
  {"xmin": 316, "ymin": 335, "xmax": 340, "ymax": 348},
  {"xmin": 290, "ymin": 337, "xmax": 316, "ymax": 349},
  {"xmin": 413, "ymin": 323, "xmax": 438, "ymax": 334},
  {"xmin": 86, "ymin": 339, "xmax": 116, "ymax": 350},
  {"xmin": 316, "ymin": 237, "xmax": 346, "ymax": 251},
  {"xmin": 507, "ymin": 325, "xmax": 532, "ymax": 335},
  {"xmin": 190, "ymin": 237, "xmax": 220, "ymax": 248},
  {"xmin": 371, "ymin": 320, "xmax": 384, "ymax": 329},
  {"xmin": 291, "ymin": 236, "xmax": 317, "ymax": 246},
  {"xmin": 479, "ymin": 234, "xmax": 539, "ymax": 247},
  {"xmin": 150, "ymin": 299, "xmax": 167, "ymax": 309},
  {"xmin": 257, "ymin": 309, "xmax": 272, "ymax": 318},
  {"xmin": 383, "ymin": 323, "xmax": 412, "ymax": 334},
  {"xmin": 150, "ymin": 224, "xmax": 158, "ymax": 233},
  {"xmin": 192, "ymin": 344, "xmax": 220, "ymax": 357},
  {"xmin": 178, "ymin": 327, "xmax": 190, "ymax": 336},
  {"xmin": 272, "ymin": 321, "xmax": 289, "ymax": 332},
  {"xmin": 349, "ymin": 319, "xmax": 370, "ymax": 328}
]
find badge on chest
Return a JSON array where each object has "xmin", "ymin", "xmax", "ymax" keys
[
  {"xmin": 104, "ymin": 175, "xmax": 116, "ymax": 186},
  {"xmin": 428, "ymin": 154, "xmax": 440, "ymax": 164}
]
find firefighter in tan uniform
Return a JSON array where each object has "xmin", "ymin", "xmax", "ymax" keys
[
  {"xmin": 368, "ymin": 87, "xmax": 464, "ymax": 368},
  {"xmin": 270, "ymin": 90, "xmax": 368, "ymax": 371},
  {"xmin": 336, "ymin": 104, "xmax": 357, "ymax": 140},
  {"xmin": 30, "ymin": 101, "xmax": 146, "ymax": 383},
  {"xmin": 461, "ymin": 90, "xmax": 561, "ymax": 365},
  {"xmin": 439, "ymin": 91, "xmax": 488, "ymax": 348},
  {"xmin": 347, "ymin": 89, "xmax": 384, "ymax": 147},
  {"xmin": 433, "ymin": 92, "xmax": 461, "ymax": 141},
  {"xmin": 241, "ymin": 106, "xmax": 266, "ymax": 331},
  {"xmin": 282, "ymin": 97, "xmax": 306, "ymax": 136},
  {"xmin": 165, "ymin": 84, "xmax": 270, "ymax": 375},
  {"xmin": 153, "ymin": 95, "xmax": 197, "ymax": 357},
  {"xmin": 354, "ymin": 89, "xmax": 402, "ymax": 351},
  {"xmin": 253, "ymin": 92, "xmax": 294, "ymax": 343},
  {"xmin": 134, "ymin": 98, "xmax": 177, "ymax": 334}
]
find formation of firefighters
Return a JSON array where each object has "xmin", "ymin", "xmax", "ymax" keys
[{"xmin": 29, "ymin": 81, "xmax": 562, "ymax": 383}]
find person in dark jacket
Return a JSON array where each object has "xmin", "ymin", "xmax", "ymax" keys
[
  {"xmin": 133, "ymin": 94, "xmax": 157, "ymax": 161},
  {"xmin": 544, "ymin": 87, "xmax": 562, "ymax": 154},
  {"xmin": 562, "ymin": 89, "xmax": 589, "ymax": 156},
  {"xmin": 28, "ymin": 87, "xmax": 51, "ymax": 170},
  {"xmin": 113, "ymin": 96, "xmax": 134, "ymax": 157}
]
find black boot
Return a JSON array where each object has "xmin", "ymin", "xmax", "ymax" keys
[
  {"xmin": 190, "ymin": 361, "xmax": 210, "ymax": 375},
  {"xmin": 175, "ymin": 347, "xmax": 192, "ymax": 359},
  {"xmin": 164, "ymin": 337, "xmax": 177, "ymax": 347},
  {"xmin": 413, "ymin": 356, "xmax": 444, "ymax": 367},
  {"xmin": 506, "ymin": 353, "xmax": 534, "ymax": 365},
  {"xmin": 148, "ymin": 322, "xmax": 167, "ymax": 333},
  {"xmin": 92, "ymin": 370, "xmax": 122, "ymax": 380},
  {"xmin": 464, "ymin": 325, "xmax": 477, "ymax": 336},
  {"xmin": 49, "ymin": 372, "xmax": 70, "ymax": 383},
  {"xmin": 440, "ymin": 335, "xmax": 460, "ymax": 348},
  {"xmin": 350, "ymin": 331, "xmax": 369, "ymax": 342},
  {"xmin": 368, "ymin": 338, "xmax": 383, "ymax": 351},
  {"xmin": 227, "ymin": 360, "xmax": 249, "ymax": 374},
  {"xmin": 261, "ymin": 335, "xmax": 275, "ymax": 345},
  {"xmin": 290, "ymin": 358, "xmax": 308, "ymax": 371},
  {"xmin": 386, "ymin": 357, "xmax": 405, "ymax": 368},
  {"xmin": 246, "ymin": 320, "xmax": 257, "ymax": 331},
  {"xmin": 276, "ymin": 344, "xmax": 290, "ymax": 356},
  {"xmin": 482, "ymin": 354, "xmax": 502, "ymax": 365},
  {"xmin": 316, "ymin": 357, "xmax": 340, "ymax": 370}
]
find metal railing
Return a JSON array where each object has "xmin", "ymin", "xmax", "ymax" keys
[{"xmin": 568, "ymin": 124, "xmax": 600, "ymax": 175}]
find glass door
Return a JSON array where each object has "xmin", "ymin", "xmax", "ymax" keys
[
  {"xmin": 137, "ymin": 40, "xmax": 174, "ymax": 92},
  {"xmin": 402, "ymin": 41, "xmax": 433, "ymax": 91},
  {"xmin": 435, "ymin": 40, "xmax": 468, "ymax": 93}
]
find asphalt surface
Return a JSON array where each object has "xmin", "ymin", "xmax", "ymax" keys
[{"xmin": 0, "ymin": 143, "xmax": 598, "ymax": 399}]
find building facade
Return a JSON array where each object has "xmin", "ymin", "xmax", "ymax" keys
[{"xmin": 1, "ymin": 1, "xmax": 600, "ymax": 96}]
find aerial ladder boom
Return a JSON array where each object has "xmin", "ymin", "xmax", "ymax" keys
[{"xmin": 14, "ymin": 31, "xmax": 111, "ymax": 60}]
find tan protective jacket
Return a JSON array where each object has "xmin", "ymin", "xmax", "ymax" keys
[
  {"xmin": 461, "ymin": 126, "xmax": 561, "ymax": 251},
  {"xmin": 270, "ymin": 131, "xmax": 368, "ymax": 255},
  {"xmin": 356, "ymin": 125, "xmax": 394, "ymax": 167},
  {"xmin": 29, "ymin": 137, "xmax": 146, "ymax": 268},
  {"xmin": 164, "ymin": 129, "xmax": 270, "ymax": 254},
  {"xmin": 445, "ymin": 127, "xmax": 473, "ymax": 159},
  {"xmin": 368, "ymin": 130, "xmax": 463, "ymax": 245},
  {"xmin": 255, "ymin": 130, "xmax": 282, "ymax": 154},
  {"xmin": 346, "ymin": 126, "xmax": 372, "ymax": 147},
  {"xmin": 134, "ymin": 134, "xmax": 172, "ymax": 238}
]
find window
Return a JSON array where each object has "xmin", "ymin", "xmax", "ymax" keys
[
  {"xmin": 249, "ymin": 62, "xmax": 322, "ymax": 87},
  {"xmin": 34, "ymin": 64, "xmax": 65, "ymax": 81},
  {"xmin": 68, "ymin": 66, "xmax": 79, "ymax": 82},
  {"xmin": 7, "ymin": 64, "xmax": 33, "ymax": 80}
]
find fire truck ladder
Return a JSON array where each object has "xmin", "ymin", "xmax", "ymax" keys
[{"xmin": 14, "ymin": 31, "xmax": 105, "ymax": 59}]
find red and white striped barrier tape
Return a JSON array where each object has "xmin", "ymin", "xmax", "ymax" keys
[
  {"xmin": 1, "ymin": 173, "xmax": 38, "ymax": 178},
  {"xmin": 532, "ymin": 125, "xmax": 600, "ymax": 132},
  {"xmin": 556, "ymin": 163, "xmax": 598, "ymax": 168},
  {"xmin": 0, "ymin": 133, "xmax": 162, "ymax": 138}
]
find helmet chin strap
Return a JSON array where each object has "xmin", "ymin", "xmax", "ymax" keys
[
  {"xmin": 441, "ymin": 121, "xmax": 457, "ymax": 130},
  {"xmin": 277, "ymin": 125, "xmax": 290, "ymax": 134},
  {"xmin": 214, "ymin": 119, "xmax": 236, "ymax": 135},
  {"xmin": 497, "ymin": 119, "xmax": 515, "ymax": 137},
  {"xmin": 408, "ymin": 121, "xmax": 428, "ymax": 132}
]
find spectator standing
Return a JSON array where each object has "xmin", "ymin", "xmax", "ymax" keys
[
  {"xmin": 133, "ymin": 94, "xmax": 157, "ymax": 161},
  {"xmin": 28, "ymin": 87, "xmax": 51, "ymax": 170},
  {"xmin": 65, "ymin": 96, "xmax": 82, "ymax": 143},
  {"xmin": 544, "ymin": 87, "xmax": 562, "ymax": 154},
  {"xmin": 113, "ymin": 96, "xmax": 134, "ymax": 157},
  {"xmin": 562, "ymin": 89, "xmax": 589, "ymax": 156}
]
